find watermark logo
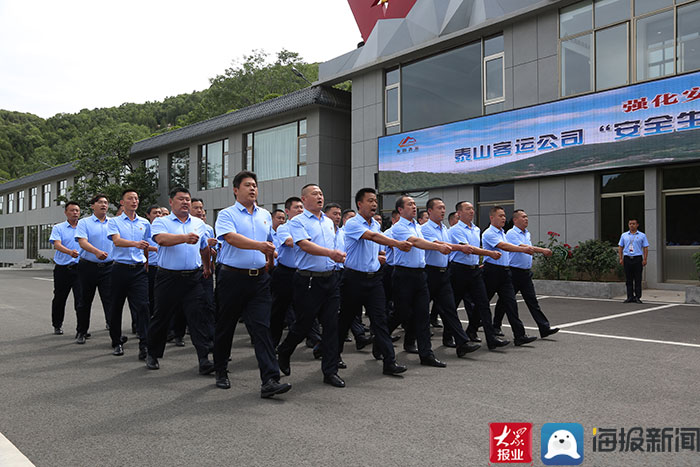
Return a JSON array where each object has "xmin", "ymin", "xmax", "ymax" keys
[
  {"xmin": 541, "ymin": 423, "xmax": 584, "ymax": 465},
  {"xmin": 489, "ymin": 422, "xmax": 532, "ymax": 463}
]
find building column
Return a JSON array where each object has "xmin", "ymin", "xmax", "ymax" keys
[{"xmin": 644, "ymin": 167, "xmax": 661, "ymax": 287}]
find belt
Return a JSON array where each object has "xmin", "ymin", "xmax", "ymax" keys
[
  {"xmin": 158, "ymin": 267, "xmax": 202, "ymax": 276},
  {"xmin": 484, "ymin": 262, "xmax": 510, "ymax": 270},
  {"xmin": 277, "ymin": 263, "xmax": 296, "ymax": 271},
  {"xmin": 510, "ymin": 266, "xmax": 531, "ymax": 272},
  {"xmin": 425, "ymin": 265, "xmax": 448, "ymax": 273},
  {"xmin": 221, "ymin": 264, "xmax": 265, "ymax": 276},
  {"xmin": 115, "ymin": 262, "xmax": 144, "ymax": 269},
  {"xmin": 345, "ymin": 267, "xmax": 381, "ymax": 278},
  {"xmin": 450, "ymin": 262, "xmax": 478, "ymax": 270},
  {"xmin": 57, "ymin": 263, "xmax": 78, "ymax": 270},
  {"xmin": 79, "ymin": 259, "xmax": 113, "ymax": 268},
  {"xmin": 297, "ymin": 269, "xmax": 335, "ymax": 278},
  {"xmin": 394, "ymin": 266, "xmax": 425, "ymax": 272}
]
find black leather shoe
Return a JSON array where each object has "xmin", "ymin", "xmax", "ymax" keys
[
  {"xmin": 85, "ymin": 333, "xmax": 91, "ymax": 339},
  {"xmin": 541, "ymin": 327, "xmax": 560, "ymax": 338},
  {"xmin": 215, "ymin": 370, "xmax": 230, "ymax": 389},
  {"xmin": 146, "ymin": 354, "xmax": 159, "ymax": 369},
  {"xmin": 312, "ymin": 344, "xmax": 322, "ymax": 360},
  {"xmin": 634, "ymin": 298, "xmax": 643, "ymax": 304},
  {"xmin": 199, "ymin": 360, "xmax": 215, "ymax": 375},
  {"xmin": 174, "ymin": 337, "xmax": 185, "ymax": 347},
  {"xmin": 355, "ymin": 334, "xmax": 373, "ymax": 350},
  {"xmin": 344, "ymin": 336, "xmax": 352, "ymax": 342},
  {"xmin": 430, "ymin": 319, "xmax": 443, "ymax": 328},
  {"xmin": 487, "ymin": 337, "xmax": 510, "ymax": 350},
  {"xmin": 456, "ymin": 341, "xmax": 481, "ymax": 357},
  {"xmin": 119, "ymin": 335, "xmax": 128, "ymax": 345},
  {"xmin": 53, "ymin": 327, "xmax": 63, "ymax": 335},
  {"xmin": 372, "ymin": 342, "xmax": 383, "ymax": 360},
  {"xmin": 403, "ymin": 343, "xmax": 419, "ymax": 354},
  {"xmin": 323, "ymin": 374, "xmax": 346, "ymax": 388},
  {"xmin": 467, "ymin": 332, "xmax": 482, "ymax": 343},
  {"xmin": 442, "ymin": 336, "xmax": 457, "ymax": 348},
  {"xmin": 382, "ymin": 361, "xmax": 407, "ymax": 376},
  {"xmin": 277, "ymin": 350, "xmax": 291, "ymax": 376},
  {"xmin": 493, "ymin": 327, "xmax": 505, "ymax": 337},
  {"xmin": 112, "ymin": 345, "xmax": 124, "ymax": 356},
  {"xmin": 337, "ymin": 360, "xmax": 347, "ymax": 369},
  {"xmin": 623, "ymin": 298, "xmax": 634, "ymax": 303},
  {"xmin": 138, "ymin": 348, "xmax": 148, "ymax": 360},
  {"xmin": 514, "ymin": 335, "xmax": 538, "ymax": 346},
  {"xmin": 419, "ymin": 354, "xmax": 447, "ymax": 368},
  {"xmin": 75, "ymin": 333, "xmax": 86, "ymax": 345},
  {"xmin": 390, "ymin": 334, "xmax": 401, "ymax": 342},
  {"xmin": 261, "ymin": 378, "xmax": 292, "ymax": 398}
]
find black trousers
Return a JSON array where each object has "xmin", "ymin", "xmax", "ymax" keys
[
  {"xmin": 389, "ymin": 267, "xmax": 433, "ymax": 358},
  {"xmin": 339, "ymin": 269, "xmax": 396, "ymax": 366},
  {"xmin": 278, "ymin": 271, "xmax": 340, "ymax": 376},
  {"xmin": 482, "ymin": 263, "xmax": 526, "ymax": 338},
  {"xmin": 148, "ymin": 269, "xmax": 213, "ymax": 365},
  {"xmin": 51, "ymin": 263, "xmax": 82, "ymax": 330},
  {"xmin": 76, "ymin": 260, "xmax": 113, "ymax": 334},
  {"xmin": 147, "ymin": 266, "xmax": 157, "ymax": 317},
  {"xmin": 425, "ymin": 266, "xmax": 469, "ymax": 346},
  {"xmin": 201, "ymin": 273, "xmax": 215, "ymax": 343},
  {"xmin": 270, "ymin": 264, "xmax": 296, "ymax": 347},
  {"xmin": 493, "ymin": 267, "xmax": 551, "ymax": 334},
  {"xmin": 213, "ymin": 269, "xmax": 279, "ymax": 383},
  {"xmin": 624, "ymin": 256, "xmax": 643, "ymax": 299},
  {"xmin": 108, "ymin": 263, "xmax": 149, "ymax": 350},
  {"xmin": 450, "ymin": 262, "xmax": 500, "ymax": 345}
]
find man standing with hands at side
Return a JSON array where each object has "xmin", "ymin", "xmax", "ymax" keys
[{"xmin": 618, "ymin": 218, "xmax": 649, "ymax": 304}]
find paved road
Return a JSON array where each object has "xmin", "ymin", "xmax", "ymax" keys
[{"xmin": 0, "ymin": 269, "xmax": 698, "ymax": 466}]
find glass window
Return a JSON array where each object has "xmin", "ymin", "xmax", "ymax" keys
[
  {"xmin": 477, "ymin": 183, "xmax": 514, "ymax": 232},
  {"xmin": 601, "ymin": 195, "xmax": 645, "ymax": 243},
  {"xmin": 636, "ymin": 10, "xmax": 675, "ymax": 80},
  {"xmin": 0, "ymin": 194, "xmax": 3, "ymax": 215},
  {"xmin": 29, "ymin": 187, "xmax": 37, "ymax": 210},
  {"xmin": 252, "ymin": 121, "xmax": 299, "ymax": 181},
  {"xmin": 8, "ymin": 193, "xmax": 14, "ymax": 214},
  {"xmin": 17, "ymin": 191, "xmax": 24, "ymax": 212},
  {"xmin": 386, "ymin": 87, "xmax": 399, "ymax": 124},
  {"xmin": 57, "ymin": 179, "xmax": 67, "ymax": 205},
  {"xmin": 386, "ymin": 68, "xmax": 399, "ymax": 86},
  {"xmin": 479, "ymin": 183, "xmax": 514, "ymax": 202},
  {"xmin": 0, "ymin": 228, "xmax": 3, "ymax": 249},
  {"xmin": 665, "ymin": 193, "xmax": 700, "ymax": 245},
  {"xmin": 596, "ymin": 23, "xmax": 629, "ymax": 89},
  {"xmin": 244, "ymin": 133, "xmax": 253, "ymax": 171},
  {"xmin": 601, "ymin": 171, "xmax": 644, "ymax": 193},
  {"xmin": 40, "ymin": 224, "xmax": 52, "ymax": 249},
  {"xmin": 484, "ymin": 34, "xmax": 504, "ymax": 56},
  {"xmin": 635, "ymin": 0, "xmax": 672, "ymax": 16},
  {"xmin": 27, "ymin": 225, "xmax": 38, "ymax": 259},
  {"xmin": 298, "ymin": 120, "xmax": 307, "ymax": 177},
  {"xmin": 485, "ymin": 56, "xmax": 504, "ymax": 102},
  {"xmin": 560, "ymin": 1, "xmax": 593, "ymax": 37},
  {"xmin": 5, "ymin": 227, "xmax": 13, "ymax": 249},
  {"xmin": 385, "ymin": 68, "xmax": 400, "ymax": 133},
  {"xmin": 594, "ymin": 0, "xmax": 630, "ymax": 28},
  {"xmin": 677, "ymin": 1, "xmax": 700, "ymax": 73},
  {"xmin": 561, "ymin": 34, "xmax": 593, "ymax": 96},
  {"xmin": 402, "ymin": 42, "xmax": 482, "ymax": 131},
  {"xmin": 42, "ymin": 183, "xmax": 51, "ymax": 208},
  {"xmin": 663, "ymin": 165, "xmax": 700, "ymax": 190},
  {"xmin": 199, "ymin": 140, "xmax": 225, "ymax": 190},
  {"xmin": 168, "ymin": 149, "xmax": 190, "ymax": 191},
  {"xmin": 15, "ymin": 226, "xmax": 24, "ymax": 249}
]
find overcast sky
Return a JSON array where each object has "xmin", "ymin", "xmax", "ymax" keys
[{"xmin": 0, "ymin": 0, "xmax": 361, "ymax": 118}]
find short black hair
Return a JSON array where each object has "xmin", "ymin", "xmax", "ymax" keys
[
  {"xmin": 272, "ymin": 209, "xmax": 285, "ymax": 216},
  {"xmin": 455, "ymin": 201, "xmax": 472, "ymax": 211},
  {"xmin": 426, "ymin": 198, "xmax": 442, "ymax": 210},
  {"xmin": 284, "ymin": 196, "xmax": 302, "ymax": 210},
  {"xmin": 301, "ymin": 183, "xmax": 320, "ymax": 195},
  {"xmin": 448, "ymin": 211, "xmax": 457, "ymax": 220},
  {"xmin": 233, "ymin": 170, "xmax": 257, "ymax": 188},
  {"xmin": 391, "ymin": 209, "xmax": 399, "ymax": 218},
  {"xmin": 64, "ymin": 201, "xmax": 80, "ymax": 210},
  {"xmin": 191, "ymin": 198, "xmax": 203, "ymax": 204},
  {"xmin": 90, "ymin": 194, "xmax": 108, "ymax": 205},
  {"xmin": 169, "ymin": 187, "xmax": 190, "ymax": 199},
  {"xmin": 121, "ymin": 189, "xmax": 137, "ymax": 199},
  {"xmin": 489, "ymin": 205, "xmax": 505, "ymax": 216},
  {"xmin": 355, "ymin": 187, "xmax": 377, "ymax": 208},
  {"xmin": 628, "ymin": 217, "xmax": 639, "ymax": 223},
  {"xmin": 341, "ymin": 209, "xmax": 355, "ymax": 220},
  {"xmin": 395, "ymin": 195, "xmax": 409, "ymax": 211},
  {"xmin": 418, "ymin": 209, "xmax": 428, "ymax": 218},
  {"xmin": 146, "ymin": 205, "xmax": 161, "ymax": 215},
  {"xmin": 323, "ymin": 202, "xmax": 341, "ymax": 213},
  {"xmin": 513, "ymin": 209, "xmax": 525, "ymax": 220}
]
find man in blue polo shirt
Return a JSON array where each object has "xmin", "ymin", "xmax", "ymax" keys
[
  {"xmin": 277, "ymin": 184, "xmax": 347, "ymax": 388},
  {"xmin": 49, "ymin": 201, "xmax": 83, "ymax": 336},
  {"xmin": 145, "ymin": 205, "xmax": 162, "ymax": 319},
  {"xmin": 106, "ymin": 189, "xmax": 153, "ymax": 358},
  {"xmin": 387, "ymin": 195, "xmax": 451, "ymax": 368},
  {"xmin": 618, "ymin": 217, "xmax": 649, "ymax": 303},
  {"xmin": 146, "ymin": 187, "xmax": 215, "ymax": 376},
  {"xmin": 213, "ymin": 171, "xmax": 291, "ymax": 399},
  {"xmin": 493, "ymin": 210, "xmax": 559, "ymax": 338},
  {"xmin": 481, "ymin": 206, "xmax": 537, "ymax": 346},
  {"xmin": 337, "ymin": 188, "xmax": 409, "ymax": 376},
  {"xmin": 75, "ymin": 194, "xmax": 113, "ymax": 344}
]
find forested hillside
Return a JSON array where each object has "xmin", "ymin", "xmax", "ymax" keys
[{"xmin": 0, "ymin": 49, "xmax": 323, "ymax": 181}]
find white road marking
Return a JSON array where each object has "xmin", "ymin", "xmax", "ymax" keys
[
  {"xmin": 555, "ymin": 329, "xmax": 700, "ymax": 349},
  {"xmin": 556, "ymin": 304, "xmax": 677, "ymax": 328},
  {"xmin": 456, "ymin": 296, "xmax": 550, "ymax": 312},
  {"xmin": 0, "ymin": 432, "xmax": 35, "ymax": 467},
  {"xmin": 543, "ymin": 294, "xmax": 698, "ymax": 307},
  {"xmin": 31, "ymin": 277, "xmax": 53, "ymax": 282}
]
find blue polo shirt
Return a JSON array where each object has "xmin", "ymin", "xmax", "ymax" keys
[
  {"xmin": 421, "ymin": 219, "xmax": 450, "ymax": 268},
  {"xmin": 49, "ymin": 221, "xmax": 81, "ymax": 266},
  {"xmin": 288, "ymin": 209, "xmax": 337, "ymax": 272},
  {"xmin": 482, "ymin": 225, "xmax": 510, "ymax": 266},
  {"xmin": 151, "ymin": 213, "xmax": 208, "ymax": 270},
  {"xmin": 447, "ymin": 220, "xmax": 480, "ymax": 266},
  {"xmin": 273, "ymin": 223, "xmax": 296, "ymax": 268},
  {"xmin": 619, "ymin": 230, "xmax": 649, "ymax": 257},
  {"xmin": 391, "ymin": 217, "xmax": 425, "ymax": 268},
  {"xmin": 75, "ymin": 214, "xmax": 113, "ymax": 263},
  {"xmin": 147, "ymin": 235, "xmax": 159, "ymax": 266},
  {"xmin": 343, "ymin": 214, "xmax": 382, "ymax": 273},
  {"xmin": 506, "ymin": 227, "xmax": 533, "ymax": 269},
  {"xmin": 384, "ymin": 226, "xmax": 395, "ymax": 266},
  {"xmin": 216, "ymin": 202, "xmax": 273, "ymax": 269},
  {"xmin": 107, "ymin": 212, "xmax": 150, "ymax": 264},
  {"xmin": 334, "ymin": 228, "xmax": 345, "ymax": 270}
]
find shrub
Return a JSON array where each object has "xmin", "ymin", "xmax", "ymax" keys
[
  {"xmin": 34, "ymin": 254, "xmax": 52, "ymax": 264},
  {"xmin": 571, "ymin": 239, "xmax": 618, "ymax": 282},
  {"xmin": 533, "ymin": 231, "xmax": 574, "ymax": 280},
  {"xmin": 693, "ymin": 251, "xmax": 700, "ymax": 280}
]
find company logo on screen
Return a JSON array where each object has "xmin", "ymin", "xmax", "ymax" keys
[{"xmin": 397, "ymin": 136, "xmax": 419, "ymax": 153}]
